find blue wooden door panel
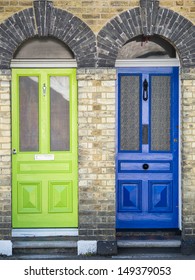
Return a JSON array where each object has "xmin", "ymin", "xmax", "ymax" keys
[{"xmin": 116, "ymin": 67, "xmax": 179, "ymax": 229}]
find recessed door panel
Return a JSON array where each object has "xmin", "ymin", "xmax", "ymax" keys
[
  {"xmin": 148, "ymin": 181, "xmax": 173, "ymax": 213},
  {"xmin": 17, "ymin": 182, "xmax": 42, "ymax": 213},
  {"xmin": 116, "ymin": 67, "xmax": 179, "ymax": 229},
  {"xmin": 48, "ymin": 181, "xmax": 73, "ymax": 213},
  {"xmin": 12, "ymin": 69, "xmax": 78, "ymax": 228},
  {"xmin": 119, "ymin": 181, "xmax": 142, "ymax": 212}
]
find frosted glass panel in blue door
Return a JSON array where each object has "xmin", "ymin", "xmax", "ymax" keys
[
  {"xmin": 120, "ymin": 75, "xmax": 140, "ymax": 151},
  {"xmin": 116, "ymin": 67, "xmax": 179, "ymax": 229},
  {"xmin": 151, "ymin": 75, "xmax": 171, "ymax": 151}
]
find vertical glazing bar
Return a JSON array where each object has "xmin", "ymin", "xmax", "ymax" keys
[{"xmin": 142, "ymin": 74, "xmax": 149, "ymax": 153}]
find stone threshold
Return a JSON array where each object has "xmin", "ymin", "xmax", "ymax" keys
[
  {"xmin": 12, "ymin": 240, "xmax": 77, "ymax": 249},
  {"xmin": 12, "ymin": 228, "xmax": 78, "ymax": 237},
  {"xmin": 117, "ymin": 239, "xmax": 181, "ymax": 248}
]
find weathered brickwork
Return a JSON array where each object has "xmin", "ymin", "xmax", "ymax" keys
[
  {"xmin": 0, "ymin": 70, "xmax": 11, "ymax": 240},
  {"xmin": 0, "ymin": 1, "xmax": 96, "ymax": 68},
  {"xmin": 0, "ymin": 0, "xmax": 195, "ymax": 253},
  {"xmin": 0, "ymin": 1, "xmax": 195, "ymax": 33},
  {"xmin": 181, "ymin": 68, "xmax": 195, "ymax": 239},
  {"xmin": 77, "ymin": 68, "xmax": 116, "ymax": 241},
  {"xmin": 97, "ymin": 1, "xmax": 195, "ymax": 67},
  {"xmin": 0, "ymin": 1, "xmax": 195, "ymax": 68}
]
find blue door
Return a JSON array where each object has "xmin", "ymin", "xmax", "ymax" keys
[{"xmin": 116, "ymin": 67, "xmax": 179, "ymax": 229}]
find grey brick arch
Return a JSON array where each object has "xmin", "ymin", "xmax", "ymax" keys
[
  {"xmin": 97, "ymin": 1, "xmax": 195, "ymax": 67},
  {"xmin": 0, "ymin": 0, "xmax": 96, "ymax": 68}
]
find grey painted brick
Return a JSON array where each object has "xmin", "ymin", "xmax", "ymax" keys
[
  {"xmin": 7, "ymin": 17, "xmax": 26, "ymax": 42},
  {"xmin": 33, "ymin": 0, "xmax": 53, "ymax": 36},
  {"xmin": 116, "ymin": 14, "xmax": 132, "ymax": 39},
  {"xmin": 169, "ymin": 13, "xmax": 179, "ymax": 28},
  {"xmin": 130, "ymin": 9, "xmax": 141, "ymax": 35},
  {"xmin": 110, "ymin": 19, "xmax": 124, "ymax": 36},
  {"xmin": 104, "ymin": 23, "xmax": 123, "ymax": 44},
  {"xmin": 170, "ymin": 16, "xmax": 192, "ymax": 42},
  {"xmin": 139, "ymin": 0, "xmax": 160, "ymax": 36},
  {"xmin": 155, "ymin": 8, "xmax": 169, "ymax": 34},
  {"xmin": 48, "ymin": 7, "xmax": 60, "ymax": 35},
  {"xmin": 13, "ymin": 13, "xmax": 29, "ymax": 39},
  {"xmin": 0, "ymin": 1, "xmax": 96, "ymax": 68},
  {"xmin": 97, "ymin": 58, "xmax": 109, "ymax": 67},
  {"xmin": 169, "ymin": 17, "xmax": 186, "ymax": 41},
  {"xmin": 97, "ymin": 29, "xmax": 113, "ymax": 44},
  {"xmin": 66, "ymin": 24, "xmax": 89, "ymax": 45},
  {"xmin": 130, "ymin": 8, "xmax": 139, "ymax": 29},
  {"xmin": 23, "ymin": 9, "xmax": 37, "ymax": 37},
  {"xmin": 97, "ymin": 4, "xmax": 195, "ymax": 67},
  {"xmin": 0, "ymin": 22, "xmax": 21, "ymax": 47},
  {"xmin": 97, "ymin": 42, "xmax": 116, "ymax": 54},
  {"xmin": 0, "ymin": 40, "xmax": 14, "ymax": 54},
  {"xmin": 174, "ymin": 23, "xmax": 193, "ymax": 45},
  {"xmin": 56, "ymin": 13, "xmax": 74, "ymax": 39}
]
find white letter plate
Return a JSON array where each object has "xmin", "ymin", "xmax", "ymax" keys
[{"xmin": 35, "ymin": 154, "xmax": 55, "ymax": 161}]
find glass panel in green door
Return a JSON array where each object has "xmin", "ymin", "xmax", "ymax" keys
[
  {"xmin": 12, "ymin": 69, "xmax": 78, "ymax": 228},
  {"xmin": 19, "ymin": 76, "xmax": 39, "ymax": 151},
  {"xmin": 50, "ymin": 76, "xmax": 70, "ymax": 151}
]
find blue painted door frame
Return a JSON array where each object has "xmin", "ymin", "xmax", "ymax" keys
[{"xmin": 116, "ymin": 67, "xmax": 179, "ymax": 229}]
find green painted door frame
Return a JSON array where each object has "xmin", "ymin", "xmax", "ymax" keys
[{"xmin": 12, "ymin": 68, "xmax": 78, "ymax": 228}]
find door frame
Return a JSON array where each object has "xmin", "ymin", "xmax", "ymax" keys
[
  {"xmin": 11, "ymin": 59, "xmax": 77, "ymax": 68},
  {"xmin": 11, "ymin": 59, "xmax": 78, "ymax": 237},
  {"xmin": 115, "ymin": 58, "xmax": 182, "ymax": 230}
]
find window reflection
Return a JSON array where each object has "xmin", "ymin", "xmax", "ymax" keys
[
  {"xmin": 117, "ymin": 35, "xmax": 176, "ymax": 59},
  {"xmin": 50, "ymin": 76, "xmax": 70, "ymax": 151}
]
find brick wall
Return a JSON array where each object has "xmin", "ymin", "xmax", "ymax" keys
[
  {"xmin": 0, "ymin": 0, "xmax": 195, "ymax": 250},
  {"xmin": 1, "ymin": 1, "xmax": 195, "ymax": 68},
  {"xmin": 97, "ymin": 1, "xmax": 195, "ymax": 67},
  {"xmin": 77, "ymin": 68, "xmax": 116, "ymax": 240},
  {"xmin": 0, "ymin": 70, "xmax": 11, "ymax": 240},
  {"xmin": 0, "ymin": 1, "xmax": 195, "ymax": 32},
  {"xmin": 0, "ymin": 1, "xmax": 96, "ymax": 68},
  {"xmin": 181, "ymin": 68, "xmax": 195, "ymax": 240}
]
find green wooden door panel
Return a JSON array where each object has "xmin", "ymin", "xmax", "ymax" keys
[{"xmin": 12, "ymin": 68, "xmax": 78, "ymax": 228}]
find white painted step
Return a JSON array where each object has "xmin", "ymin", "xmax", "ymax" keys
[{"xmin": 117, "ymin": 240, "xmax": 181, "ymax": 248}]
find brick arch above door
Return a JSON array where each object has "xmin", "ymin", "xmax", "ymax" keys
[
  {"xmin": 0, "ymin": 0, "xmax": 96, "ymax": 68},
  {"xmin": 97, "ymin": 0, "xmax": 195, "ymax": 67},
  {"xmin": 1, "ymin": 0, "xmax": 195, "ymax": 69}
]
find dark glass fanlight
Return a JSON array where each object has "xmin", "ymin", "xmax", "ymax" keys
[{"xmin": 117, "ymin": 35, "xmax": 176, "ymax": 59}]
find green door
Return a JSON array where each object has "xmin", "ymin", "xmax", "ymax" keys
[{"xmin": 12, "ymin": 69, "xmax": 78, "ymax": 228}]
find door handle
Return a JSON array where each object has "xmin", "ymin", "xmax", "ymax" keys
[
  {"xmin": 43, "ymin": 83, "xmax": 46, "ymax": 96},
  {"xmin": 12, "ymin": 149, "xmax": 17, "ymax": 154},
  {"xmin": 143, "ymin": 79, "xmax": 148, "ymax": 101}
]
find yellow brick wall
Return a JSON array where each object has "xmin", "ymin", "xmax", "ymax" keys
[
  {"xmin": 0, "ymin": 0, "xmax": 194, "ymax": 33},
  {"xmin": 77, "ymin": 69, "xmax": 116, "ymax": 239},
  {"xmin": 0, "ymin": 0, "xmax": 195, "ymax": 243},
  {"xmin": 0, "ymin": 70, "xmax": 11, "ymax": 240},
  {"xmin": 181, "ymin": 68, "xmax": 195, "ymax": 237}
]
